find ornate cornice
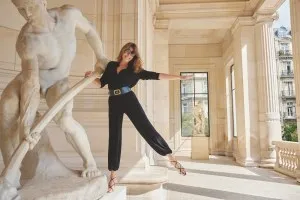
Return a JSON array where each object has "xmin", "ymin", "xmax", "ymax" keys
[
  {"xmin": 156, "ymin": 2, "xmax": 253, "ymax": 19},
  {"xmin": 254, "ymin": 0, "xmax": 285, "ymax": 16},
  {"xmin": 253, "ymin": 12, "xmax": 279, "ymax": 24}
]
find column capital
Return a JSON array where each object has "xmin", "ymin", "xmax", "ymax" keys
[{"xmin": 253, "ymin": 12, "xmax": 279, "ymax": 24}]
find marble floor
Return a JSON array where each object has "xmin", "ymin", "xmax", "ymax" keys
[
  {"xmin": 1, "ymin": 154, "xmax": 300, "ymax": 200},
  {"xmin": 126, "ymin": 155, "xmax": 300, "ymax": 200}
]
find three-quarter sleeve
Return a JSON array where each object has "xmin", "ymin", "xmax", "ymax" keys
[
  {"xmin": 99, "ymin": 61, "xmax": 114, "ymax": 88},
  {"xmin": 138, "ymin": 70, "xmax": 160, "ymax": 80}
]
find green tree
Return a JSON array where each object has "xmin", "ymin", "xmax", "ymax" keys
[
  {"xmin": 182, "ymin": 113, "xmax": 193, "ymax": 137},
  {"xmin": 282, "ymin": 122, "xmax": 298, "ymax": 142}
]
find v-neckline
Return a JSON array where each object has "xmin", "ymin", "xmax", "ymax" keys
[{"xmin": 116, "ymin": 66, "xmax": 127, "ymax": 75}]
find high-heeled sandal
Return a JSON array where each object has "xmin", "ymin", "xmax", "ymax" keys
[
  {"xmin": 170, "ymin": 160, "xmax": 187, "ymax": 176},
  {"xmin": 107, "ymin": 176, "xmax": 117, "ymax": 193}
]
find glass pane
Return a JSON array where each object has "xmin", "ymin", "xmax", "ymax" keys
[
  {"xmin": 231, "ymin": 69, "xmax": 235, "ymax": 90},
  {"xmin": 194, "ymin": 95, "xmax": 209, "ymax": 136},
  {"xmin": 232, "ymin": 90, "xmax": 237, "ymax": 137},
  {"xmin": 180, "ymin": 72, "xmax": 210, "ymax": 137},
  {"xmin": 181, "ymin": 73, "xmax": 194, "ymax": 94},
  {"xmin": 181, "ymin": 94, "xmax": 194, "ymax": 137},
  {"xmin": 195, "ymin": 73, "xmax": 208, "ymax": 93}
]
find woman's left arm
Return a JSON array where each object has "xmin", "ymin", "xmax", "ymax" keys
[{"xmin": 159, "ymin": 73, "xmax": 193, "ymax": 80}]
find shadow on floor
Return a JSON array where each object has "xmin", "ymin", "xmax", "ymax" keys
[
  {"xmin": 163, "ymin": 183, "xmax": 282, "ymax": 200},
  {"xmin": 168, "ymin": 168, "xmax": 298, "ymax": 185}
]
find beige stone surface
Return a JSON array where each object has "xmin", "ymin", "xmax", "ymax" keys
[
  {"xmin": 0, "ymin": 27, "xmax": 18, "ymax": 64},
  {"xmin": 191, "ymin": 137, "xmax": 209, "ymax": 160},
  {"xmin": 20, "ymin": 175, "xmax": 108, "ymax": 200}
]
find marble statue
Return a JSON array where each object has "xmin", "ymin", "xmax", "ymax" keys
[
  {"xmin": 0, "ymin": 0, "xmax": 109, "ymax": 199},
  {"xmin": 193, "ymin": 101, "xmax": 206, "ymax": 136}
]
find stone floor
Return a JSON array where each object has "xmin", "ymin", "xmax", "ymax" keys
[
  {"xmin": 126, "ymin": 155, "xmax": 300, "ymax": 200},
  {"xmin": 1, "ymin": 154, "xmax": 300, "ymax": 200}
]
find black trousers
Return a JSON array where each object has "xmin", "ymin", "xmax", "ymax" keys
[{"xmin": 108, "ymin": 91, "xmax": 172, "ymax": 171}]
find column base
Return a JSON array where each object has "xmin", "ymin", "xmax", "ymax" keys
[
  {"xmin": 235, "ymin": 156, "xmax": 259, "ymax": 167},
  {"xmin": 259, "ymin": 158, "xmax": 276, "ymax": 168}
]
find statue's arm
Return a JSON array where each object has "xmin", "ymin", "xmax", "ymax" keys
[
  {"xmin": 17, "ymin": 39, "xmax": 40, "ymax": 138},
  {"xmin": 67, "ymin": 6, "xmax": 110, "ymax": 74}
]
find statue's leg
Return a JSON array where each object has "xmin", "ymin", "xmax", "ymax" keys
[
  {"xmin": 45, "ymin": 78, "xmax": 101, "ymax": 178},
  {"xmin": 0, "ymin": 75, "xmax": 22, "ymax": 187}
]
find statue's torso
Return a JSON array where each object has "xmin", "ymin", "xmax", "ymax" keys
[{"xmin": 17, "ymin": 8, "xmax": 78, "ymax": 94}]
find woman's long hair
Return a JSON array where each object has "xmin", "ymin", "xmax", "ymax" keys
[{"xmin": 117, "ymin": 42, "xmax": 143, "ymax": 73}]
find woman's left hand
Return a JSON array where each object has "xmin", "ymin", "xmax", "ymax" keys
[{"xmin": 180, "ymin": 75, "xmax": 193, "ymax": 80}]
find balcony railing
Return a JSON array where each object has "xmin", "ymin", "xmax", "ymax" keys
[
  {"xmin": 281, "ymin": 90, "xmax": 295, "ymax": 98},
  {"xmin": 272, "ymin": 141, "xmax": 300, "ymax": 182},
  {"xmin": 281, "ymin": 70, "xmax": 294, "ymax": 77}
]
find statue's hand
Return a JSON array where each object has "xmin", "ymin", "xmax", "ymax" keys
[
  {"xmin": 25, "ymin": 132, "xmax": 41, "ymax": 150},
  {"xmin": 0, "ymin": 178, "xmax": 20, "ymax": 200}
]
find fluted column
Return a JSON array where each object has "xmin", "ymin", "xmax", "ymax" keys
[
  {"xmin": 290, "ymin": 0, "xmax": 300, "ymax": 183},
  {"xmin": 290, "ymin": 0, "xmax": 300, "ymax": 142},
  {"xmin": 255, "ymin": 13, "xmax": 282, "ymax": 166}
]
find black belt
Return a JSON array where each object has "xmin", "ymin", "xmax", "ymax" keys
[{"xmin": 109, "ymin": 86, "xmax": 131, "ymax": 96}]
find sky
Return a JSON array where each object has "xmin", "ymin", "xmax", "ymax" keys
[{"xmin": 273, "ymin": 0, "xmax": 291, "ymax": 28}]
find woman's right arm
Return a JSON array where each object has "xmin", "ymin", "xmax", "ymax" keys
[
  {"xmin": 85, "ymin": 71, "xmax": 101, "ymax": 86},
  {"xmin": 93, "ymin": 78, "xmax": 101, "ymax": 86}
]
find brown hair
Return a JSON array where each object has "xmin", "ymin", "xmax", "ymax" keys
[{"xmin": 117, "ymin": 42, "xmax": 143, "ymax": 73}]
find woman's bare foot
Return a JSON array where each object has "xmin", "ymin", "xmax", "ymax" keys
[
  {"xmin": 168, "ymin": 155, "xmax": 187, "ymax": 176},
  {"xmin": 107, "ymin": 171, "xmax": 118, "ymax": 193}
]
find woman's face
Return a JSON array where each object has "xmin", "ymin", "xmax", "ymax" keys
[{"xmin": 122, "ymin": 47, "xmax": 135, "ymax": 63}]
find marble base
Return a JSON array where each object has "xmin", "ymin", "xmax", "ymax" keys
[
  {"xmin": 119, "ymin": 166, "xmax": 168, "ymax": 184},
  {"xmin": 259, "ymin": 159, "xmax": 276, "ymax": 168},
  {"xmin": 101, "ymin": 186, "xmax": 126, "ymax": 200},
  {"xmin": 19, "ymin": 175, "xmax": 107, "ymax": 200},
  {"xmin": 191, "ymin": 136, "xmax": 209, "ymax": 160}
]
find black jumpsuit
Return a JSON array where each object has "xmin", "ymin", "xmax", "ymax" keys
[{"xmin": 100, "ymin": 61, "xmax": 172, "ymax": 171}]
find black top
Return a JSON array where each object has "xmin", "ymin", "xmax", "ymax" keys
[{"xmin": 100, "ymin": 61, "xmax": 160, "ymax": 89}]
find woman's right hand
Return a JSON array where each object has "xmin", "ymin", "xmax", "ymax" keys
[{"xmin": 85, "ymin": 71, "xmax": 93, "ymax": 78}]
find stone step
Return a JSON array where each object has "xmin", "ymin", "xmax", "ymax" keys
[{"xmin": 100, "ymin": 186, "xmax": 126, "ymax": 200}]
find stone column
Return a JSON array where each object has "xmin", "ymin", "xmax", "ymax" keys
[
  {"xmin": 290, "ymin": 0, "xmax": 300, "ymax": 142},
  {"xmin": 255, "ymin": 13, "xmax": 282, "ymax": 167},
  {"xmin": 150, "ymin": 20, "xmax": 171, "ymax": 165},
  {"xmin": 290, "ymin": 0, "xmax": 300, "ymax": 182},
  {"xmin": 231, "ymin": 18, "xmax": 260, "ymax": 166}
]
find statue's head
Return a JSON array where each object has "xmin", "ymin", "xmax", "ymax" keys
[{"xmin": 11, "ymin": 0, "xmax": 47, "ymax": 21}]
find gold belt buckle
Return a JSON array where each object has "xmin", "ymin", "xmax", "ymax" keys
[{"xmin": 114, "ymin": 89, "xmax": 121, "ymax": 95}]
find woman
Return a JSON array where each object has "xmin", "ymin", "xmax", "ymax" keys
[{"xmin": 85, "ymin": 42, "xmax": 192, "ymax": 193}]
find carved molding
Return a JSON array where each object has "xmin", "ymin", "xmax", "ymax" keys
[
  {"xmin": 230, "ymin": 16, "xmax": 255, "ymax": 35},
  {"xmin": 253, "ymin": 12, "xmax": 279, "ymax": 24},
  {"xmin": 156, "ymin": 2, "xmax": 253, "ymax": 19}
]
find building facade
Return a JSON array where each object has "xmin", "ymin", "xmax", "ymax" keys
[{"xmin": 274, "ymin": 26, "xmax": 296, "ymax": 123}]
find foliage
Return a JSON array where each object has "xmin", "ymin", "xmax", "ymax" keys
[{"xmin": 282, "ymin": 122, "xmax": 298, "ymax": 142}]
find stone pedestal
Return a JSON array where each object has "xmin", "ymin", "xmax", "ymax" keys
[
  {"xmin": 191, "ymin": 136, "xmax": 209, "ymax": 160},
  {"xmin": 20, "ymin": 175, "xmax": 108, "ymax": 200},
  {"xmin": 99, "ymin": 186, "xmax": 127, "ymax": 200}
]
